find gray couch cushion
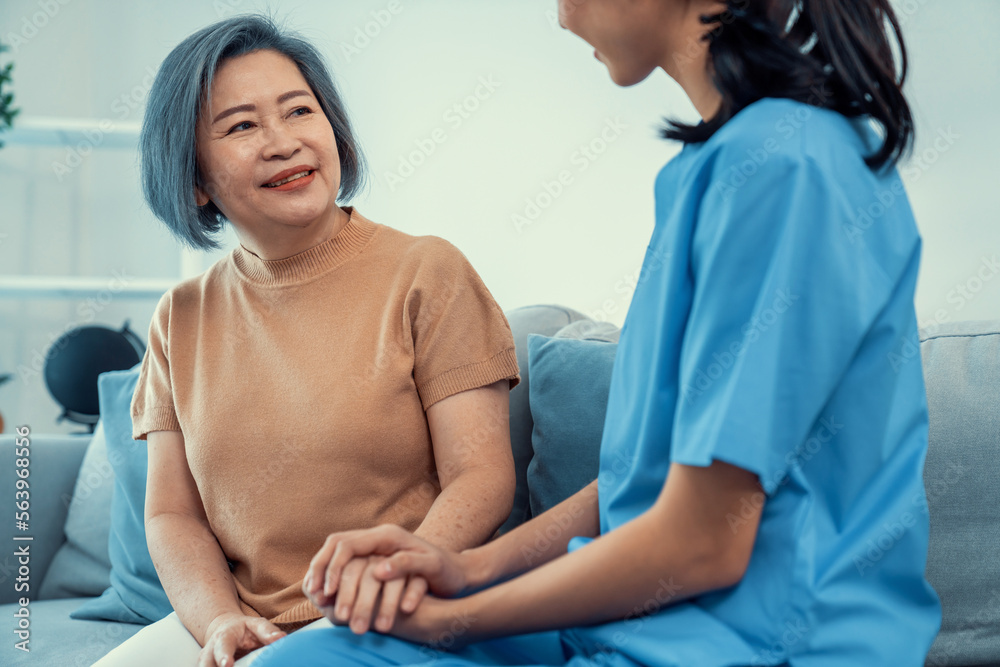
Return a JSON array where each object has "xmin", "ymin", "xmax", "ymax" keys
[
  {"xmin": 920, "ymin": 321, "xmax": 1000, "ymax": 666},
  {"xmin": 501, "ymin": 305, "xmax": 589, "ymax": 533},
  {"xmin": 72, "ymin": 365, "xmax": 173, "ymax": 624},
  {"xmin": 0, "ymin": 433, "xmax": 91, "ymax": 605},
  {"xmin": 0, "ymin": 597, "xmax": 142, "ymax": 665},
  {"xmin": 526, "ymin": 320, "xmax": 620, "ymax": 517},
  {"xmin": 39, "ymin": 420, "xmax": 113, "ymax": 600}
]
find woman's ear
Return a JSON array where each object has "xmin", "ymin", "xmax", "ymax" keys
[{"xmin": 194, "ymin": 185, "xmax": 210, "ymax": 207}]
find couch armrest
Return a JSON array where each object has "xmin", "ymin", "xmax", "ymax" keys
[{"xmin": 0, "ymin": 431, "xmax": 90, "ymax": 605}]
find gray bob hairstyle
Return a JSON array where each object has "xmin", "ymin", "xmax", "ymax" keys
[{"xmin": 139, "ymin": 14, "xmax": 368, "ymax": 251}]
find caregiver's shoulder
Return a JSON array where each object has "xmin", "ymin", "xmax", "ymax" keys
[{"xmin": 706, "ymin": 97, "xmax": 873, "ymax": 171}]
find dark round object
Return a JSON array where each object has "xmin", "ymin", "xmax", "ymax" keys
[{"xmin": 43, "ymin": 321, "xmax": 146, "ymax": 426}]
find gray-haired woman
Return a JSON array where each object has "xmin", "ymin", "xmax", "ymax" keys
[{"xmin": 93, "ymin": 14, "xmax": 519, "ymax": 667}]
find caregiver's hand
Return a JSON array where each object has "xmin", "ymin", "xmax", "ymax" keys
[
  {"xmin": 199, "ymin": 612, "xmax": 286, "ymax": 667},
  {"xmin": 320, "ymin": 554, "xmax": 427, "ymax": 634},
  {"xmin": 304, "ymin": 526, "xmax": 472, "ymax": 632}
]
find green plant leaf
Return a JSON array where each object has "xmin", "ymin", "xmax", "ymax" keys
[{"xmin": 0, "ymin": 40, "xmax": 17, "ymax": 143}]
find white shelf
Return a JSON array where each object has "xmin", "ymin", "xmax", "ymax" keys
[
  {"xmin": 0, "ymin": 275, "xmax": 175, "ymax": 299},
  {"xmin": 1, "ymin": 118, "xmax": 204, "ymax": 297},
  {"xmin": 3, "ymin": 116, "xmax": 141, "ymax": 149}
]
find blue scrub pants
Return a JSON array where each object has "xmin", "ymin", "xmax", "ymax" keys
[{"xmin": 250, "ymin": 624, "xmax": 642, "ymax": 667}]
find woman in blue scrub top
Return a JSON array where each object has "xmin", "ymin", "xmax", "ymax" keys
[{"xmin": 252, "ymin": 1, "xmax": 941, "ymax": 665}]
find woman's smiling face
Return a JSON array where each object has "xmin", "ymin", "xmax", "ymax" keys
[{"xmin": 194, "ymin": 49, "xmax": 342, "ymax": 236}]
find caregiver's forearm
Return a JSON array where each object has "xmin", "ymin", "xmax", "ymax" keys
[
  {"xmin": 146, "ymin": 512, "xmax": 243, "ymax": 645},
  {"xmin": 461, "ymin": 479, "xmax": 600, "ymax": 591},
  {"xmin": 461, "ymin": 508, "xmax": 727, "ymax": 641},
  {"xmin": 455, "ymin": 462, "xmax": 761, "ymax": 641},
  {"xmin": 414, "ymin": 467, "xmax": 513, "ymax": 551}
]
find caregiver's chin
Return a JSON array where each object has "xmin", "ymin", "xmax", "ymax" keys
[
  {"xmin": 558, "ymin": 0, "xmax": 726, "ymax": 121},
  {"xmin": 194, "ymin": 48, "xmax": 350, "ymax": 262}
]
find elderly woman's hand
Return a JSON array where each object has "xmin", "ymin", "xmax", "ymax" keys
[
  {"xmin": 199, "ymin": 612, "xmax": 286, "ymax": 667},
  {"xmin": 304, "ymin": 525, "xmax": 473, "ymax": 633},
  {"xmin": 313, "ymin": 553, "xmax": 428, "ymax": 634}
]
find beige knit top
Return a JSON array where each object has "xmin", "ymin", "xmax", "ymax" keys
[{"xmin": 130, "ymin": 208, "xmax": 520, "ymax": 626}]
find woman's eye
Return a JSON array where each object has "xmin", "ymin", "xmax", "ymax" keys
[
  {"xmin": 225, "ymin": 108, "xmax": 309, "ymax": 134},
  {"xmin": 227, "ymin": 121, "xmax": 254, "ymax": 134}
]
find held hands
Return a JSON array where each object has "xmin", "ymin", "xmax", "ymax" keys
[
  {"xmin": 313, "ymin": 554, "xmax": 428, "ymax": 634},
  {"xmin": 199, "ymin": 612, "xmax": 286, "ymax": 667},
  {"xmin": 303, "ymin": 525, "xmax": 472, "ymax": 635}
]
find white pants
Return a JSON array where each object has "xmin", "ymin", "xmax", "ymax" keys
[{"xmin": 91, "ymin": 613, "xmax": 333, "ymax": 666}]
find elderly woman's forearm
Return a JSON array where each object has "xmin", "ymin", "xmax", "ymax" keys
[
  {"xmin": 413, "ymin": 466, "xmax": 514, "ymax": 552},
  {"xmin": 146, "ymin": 511, "xmax": 243, "ymax": 645}
]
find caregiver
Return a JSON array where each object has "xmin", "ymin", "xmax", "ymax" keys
[
  {"xmin": 257, "ymin": 0, "xmax": 942, "ymax": 665},
  {"xmin": 94, "ymin": 14, "xmax": 520, "ymax": 667}
]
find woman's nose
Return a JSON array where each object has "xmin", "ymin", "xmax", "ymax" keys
[{"xmin": 261, "ymin": 121, "xmax": 302, "ymax": 159}]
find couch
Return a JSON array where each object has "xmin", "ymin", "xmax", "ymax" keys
[{"xmin": 1, "ymin": 305, "xmax": 998, "ymax": 666}]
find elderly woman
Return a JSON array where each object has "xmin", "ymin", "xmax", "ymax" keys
[{"xmin": 93, "ymin": 14, "xmax": 519, "ymax": 667}]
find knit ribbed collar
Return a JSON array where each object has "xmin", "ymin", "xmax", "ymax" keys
[{"xmin": 230, "ymin": 207, "xmax": 376, "ymax": 287}]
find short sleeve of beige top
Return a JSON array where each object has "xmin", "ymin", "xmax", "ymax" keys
[{"xmin": 130, "ymin": 208, "xmax": 520, "ymax": 627}]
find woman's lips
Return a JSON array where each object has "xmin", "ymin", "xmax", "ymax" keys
[{"xmin": 263, "ymin": 170, "xmax": 316, "ymax": 192}]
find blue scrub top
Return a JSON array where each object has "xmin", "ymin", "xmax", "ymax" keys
[{"xmin": 566, "ymin": 98, "xmax": 941, "ymax": 666}]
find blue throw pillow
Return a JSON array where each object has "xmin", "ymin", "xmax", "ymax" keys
[
  {"xmin": 526, "ymin": 334, "xmax": 618, "ymax": 517},
  {"xmin": 71, "ymin": 363, "xmax": 173, "ymax": 624}
]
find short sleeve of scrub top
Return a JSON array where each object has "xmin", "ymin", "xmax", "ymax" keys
[{"xmin": 669, "ymin": 152, "xmax": 893, "ymax": 492}]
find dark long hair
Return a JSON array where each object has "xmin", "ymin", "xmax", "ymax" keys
[{"xmin": 665, "ymin": 0, "xmax": 913, "ymax": 170}]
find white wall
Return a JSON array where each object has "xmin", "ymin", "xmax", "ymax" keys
[{"xmin": 0, "ymin": 0, "xmax": 997, "ymax": 433}]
